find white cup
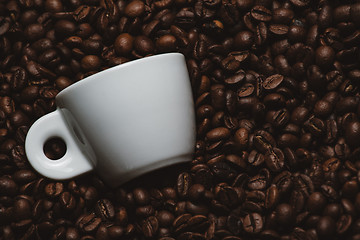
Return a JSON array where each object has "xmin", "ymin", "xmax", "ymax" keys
[{"xmin": 25, "ymin": 53, "xmax": 195, "ymax": 187}]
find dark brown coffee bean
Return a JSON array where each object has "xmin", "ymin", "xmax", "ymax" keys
[
  {"xmin": 206, "ymin": 127, "xmax": 230, "ymax": 141},
  {"xmin": 60, "ymin": 191, "xmax": 76, "ymax": 211},
  {"xmin": 194, "ymin": 1, "xmax": 215, "ymax": 20},
  {"xmin": 141, "ymin": 215, "xmax": 159, "ymax": 237},
  {"xmin": 133, "ymin": 188, "xmax": 150, "ymax": 205},
  {"xmin": 45, "ymin": 182, "xmax": 64, "ymax": 198},
  {"xmin": 156, "ymin": 210, "xmax": 174, "ymax": 227},
  {"xmin": 266, "ymin": 109, "xmax": 290, "ymax": 128},
  {"xmin": 13, "ymin": 170, "xmax": 36, "ymax": 184},
  {"xmin": 114, "ymin": 33, "xmax": 134, "ymax": 56},
  {"xmin": 290, "ymin": 0, "xmax": 309, "ymax": 8},
  {"xmin": 55, "ymin": 20, "xmax": 76, "ymax": 38},
  {"xmin": 80, "ymin": 55, "xmax": 101, "ymax": 72},
  {"xmin": 95, "ymin": 199, "xmax": 114, "ymax": 220},
  {"xmin": 248, "ymin": 150, "xmax": 264, "ymax": 167},
  {"xmin": 265, "ymin": 148, "xmax": 285, "ymax": 172},
  {"xmin": 134, "ymin": 35, "xmax": 155, "ymax": 56},
  {"xmin": 248, "ymin": 173, "xmax": 267, "ymax": 190},
  {"xmin": 251, "ymin": 5, "xmax": 271, "ymax": 22},
  {"xmin": 273, "ymin": 8, "xmax": 294, "ymax": 24},
  {"xmin": 238, "ymin": 83, "xmax": 255, "ymax": 98},
  {"xmin": 263, "ymin": 93, "xmax": 285, "ymax": 109},
  {"xmin": 77, "ymin": 213, "xmax": 102, "ymax": 233},
  {"xmin": 275, "ymin": 203, "xmax": 294, "ymax": 228},
  {"xmin": 214, "ymin": 183, "xmax": 239, "ymax": 207},
  {"xmin": 315, "ymin": 46, "xmax": 335, "ymax": 69},
  {"xmin": 265, "ymin": 184, "xmax": 279, "ymax": 210},
  {"xmin": 253, "ymin": 130, "xmax": 276, "ymax": 153},
  {"xmin": 269, "ymin": 24, "xmax": 289, "ymax": 36},
  {"xmin": 177, "ymin": 172, "xmax": 191, "ymax": 198},
  {"xmin": 345, "ymin": 121, "xmax": 360, "ymax": 148},
  {"xmin": 234, "ymin": 31, "xmax": 254, "ymax": 50},
  {"xmin": 313, "ymin": 100, "xmax": 332, "ymax": 118},
  {"xmin": 243, "ymin": 213, "xmax": 263, "ymax": 233},
  {"xmin": 234, "ymin": 128, "xmax": 248, "ymax": 149},
  {"xmin": 263, "ymin": 74, "xmax": 283, "ymax": 90},
  {"xmin": 317, "ymin": 216, "xmax": 336, "ymax": 238}
]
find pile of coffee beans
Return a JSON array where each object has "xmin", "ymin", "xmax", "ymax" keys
[{"xmin": 2, "ymin": 0, "xmax": 360, "ymax": 239}]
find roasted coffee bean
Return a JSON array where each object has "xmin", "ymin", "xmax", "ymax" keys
[
  {"xmin": 134, "ymin": 35, "xmax": 155, "ymax": 55},
  {"xmin": 77, "ymin": 213, "xmax": 102, "ymax": 233},
  {"xmin": 95, "ymin": 199, "xmax": 114, "ymax": 220},
  {"xmin": 265, "ymin": 148, "xmax": 285, "ymax": 172},
  {"xmin": 243, "ymin": 213, "xmax": 263, "ymax": 233},
  {"xmin": 247, "ymin": 150, "xmax": 264, "ymax": 167},
  {"xmin": 234, "ymin": 128, "xmax": 248, "ymax": 149},
  {"xmin": 317, "ymin": 216, "xmax": 336, "ymax": 238},
  {"xmin": 60, "ymin": 191, "xmax": 76, "ymax": 211},
  {"xmin": 177, "ymin": 172, "xmax": 191, "ymax": 198},
  {"xmin": 238, "ymin": 83, "xmax": 255, "ymax": 98},
  {"xmin": 13, "ymin": 170, "xmax": 36, "ymax": 184},
  {"xmin": 45, "ymin": 182, "xmax": 64, "ymax": 198},
  {"xmin": 266, "ymin": 109, "xmax": 290, "ymax": 128},
  {"xmin": 265, "ymin": 184, "xmax": 279, "ymax": 210},
  {"xmin": 114, "ymin": 33, "xmax": 134, "ymax": 55},
  {"xmin": 124, "ymin": 0, "xmax": 145, "ymax": 18},
  {"xmin": 306, "ymin": 192, "xmax": 327, "ymax": 214},
  {"xmin": 263, "ymin": 74, "xmax": 283, "ymax": 90},
  {"xmin": 345, "ymin": 121, "xmax": 360, "ymax": 148},
  {"xmin": 253, "ymin": 130, "xmax": 276, "ymax": 153},
  {"xmin": 234, "ymin": 31, "xmax": 254, "ymax": 50},
  {"xmin": 275, "ymin": 203, "xmax": 294, "ymax": 228},
  {"xmin": 133, "ymin": 188, "xmax": 150, "ymax": 205},
  {"xmin": 251, "ymin": 6, "xmax": 272, "ymax": 22},
  {"xmin": 81, "ymin": 55, "xmax": 101, "ymax": 72},
  {"xmin": 206, "ymin": 127, "xmax": 230, "ymax": 141}
]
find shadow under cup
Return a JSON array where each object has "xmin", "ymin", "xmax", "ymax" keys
[{"xmin": 25, "ymin": 53, "xmax": 196, "ymax": 188}]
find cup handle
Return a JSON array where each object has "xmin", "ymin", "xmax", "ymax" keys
[{"xmin": 25, "ymin": 109, "xmax": 93, "ymax": 180}]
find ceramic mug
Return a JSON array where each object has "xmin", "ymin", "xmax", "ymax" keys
[{"xmin": 25, "ymin": 53, "xmax": 196, "ymax": 187}]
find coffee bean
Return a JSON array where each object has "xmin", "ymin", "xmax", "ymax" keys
[
  {"xmin": 206, "ymin": 127, "xmax": 230, "ymax": 141},
  {"xmin": 234, "ymin": 31, "xmax": 254, "ymax": 50},
  {"xmin": 264, "ymin": 185, "xmax": 278, "ymax": 208},
  {"xmin": 156, "ymin": 210, "xmax": 174, "ymax": 227},
  {"xmin": 77, "ymin": 213, "xmax": 102, "ymax": 233},
  {"xmin": 263, "ymin": 74, "xmax": 283, "ymax": 90},
  {"xmin": 247, "ymin": 150, "xmax": 264, "ymax": 167},
  {"xmin": 45, "ymin": 182, "xmax": 64, "ymax": 198},
  {"xmin": 251, "ymin": 5, "xmax": 272, "ymax": 22},
  {"xmin": 238, "ymin": 83, "xmax": 255, "ymax": 98},
  {"xmin": 345, "ymin": 121, "xmax": 360, "ymax": 148},
  {"xmin": 275, "ymin": 203, "xmax": 294, "ymax": 228},
  {"xmin": 114, "ymin": 33, "xmax": 134, "ymax": 56},
  {"xmin": 95, "ymin": 199, "xmax": 114, "ymax": 220},
  {"xmin": 253, "ymin": 130, "xmax": 276, "ymax": 153},
  {"xmin": 316, "ymin": 46, "xmax": 335, "ymax": 69},
  {"xmin": 243, "ymin": 213, "xmax": 263, "ymax": 233},
  {"xmin": 317, "ymin": 216, "xmax": 336, "ymax": 238},
  {"xmin": 265, "ymin": 148, "xmax": 285, "ymax": 172},
  {"xmin": 134, "ymin": 35, "xmax": 155, "ymax": 56},
  {"xmin": 13, "ymin": 170, "xmax": 36, "ymax": 184},
  {"xmin": 55, "ymin": 20, "xmax": 76, "ymax": 39},
  {"xmin": 177, "ymin": 172, "xmax": 191, "ymax": 198},
  {"xmin": 141, "ymin": 216, "xmax": 159, "ymax": 237},
  {"xmin": 81, "ymin": 55, "xmax": 101, "ymax": 72},
  {"xmin": 60, "ymin": 191, "xmax": 76, "ymax": 211},
  {"xmin": 313, "ymin": 100, "xmax": 332, "ymax": 118}
]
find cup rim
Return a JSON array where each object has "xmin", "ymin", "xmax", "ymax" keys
[{"xmin": 57, "ymin": 52, "xmax": 184, "ymax": 98}]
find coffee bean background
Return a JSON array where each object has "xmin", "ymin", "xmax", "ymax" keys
[{"xmin": 3, "ymin": 0, "xmax": 360, "ymax": 239}]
